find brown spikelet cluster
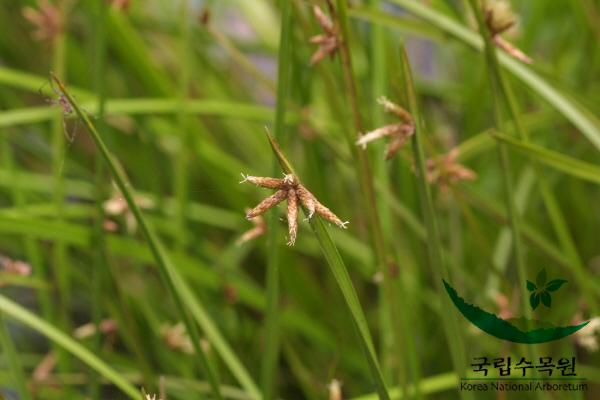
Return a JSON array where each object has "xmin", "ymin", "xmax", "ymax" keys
[
  {"xmin": 357, "ymin": 97, "xmax": 415, "ymax": 160},
  {"xmin": 241, "ymin": 173, "xmax": 348, "ymax": 246},
  {"xmin": 425, "ymin": 148, "xmax": 477, "ymax": 191},
  {"xmin": 309, "ymin": 4, "xmax": 340, "ymax": 65},
  {"xmin": 22, "ymin": 0, "xmax": 63, "ymax": 43},
  {"xmin": 484, "ymin": 0, "xmax": 532, "ymax": 64},
  {"xmin": 0, "ymin": 255, "xmax": 32, "ymax": 277},
  {"xmin": 73, "ymin": 319, "xmax": 118, "ymax": 340},
  {"xmin": 103, "ymin": 190, "xmax": 154, "ymax": 233},
  {"xmin": 160, "ymin": 322, "xmax": 194, "ymax": 354}
]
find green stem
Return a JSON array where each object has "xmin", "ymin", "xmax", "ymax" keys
[
  {"xmin": 174, "ymin": 0, "xmax": 193, "ymax": 254},
  {"xmin": 466, "ymin": 3, "xmax": 543, "ymax": 390},
  {"xmin": 334, "ymin": 3, "xmax": 405, "ymax": 393},
  {"xmin": 267, "ymin": 133, "xmax": 391, "ymax": 400},
  {"xmin": 261, "ymin": 2, "xmax": 293, "ymax": 399},
  {"xmin": 399, "ymin": 46, "xmax": 471, "ymax": 400},
  {"xmin": 51, "ymin": 0, "xmax": 71, "ymax": 376},
  {"xmin": 50, "ymin": 74, "xmax": 225, "ymax": 400},
  {"xmin": 334, "ymin": 0, "xmax": 387, "ymax": 270},
  {"xmin": 369, "ymin": 0, "xmax": 417, "ymax": 394}
]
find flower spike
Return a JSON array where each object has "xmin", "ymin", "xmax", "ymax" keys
[
  {"xmin": 357, "ymin": 97, "xmax": 415, "ymax": 159},
  {"xmin": 241, "ymin": 173, "xmax": 348, "ymax": 245}
]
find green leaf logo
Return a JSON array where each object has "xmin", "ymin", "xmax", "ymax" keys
[{"xmin": 526, "ymin": 269, "xmax": 567, "ymax": 310}]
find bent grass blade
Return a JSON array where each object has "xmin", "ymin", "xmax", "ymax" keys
[{"xmin": 50, "ymin": 73, "xmax": 261, "ymax": 400}]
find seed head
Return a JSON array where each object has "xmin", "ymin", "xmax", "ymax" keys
[
  {"xmin": 241, "ymin": 173, "xmax": 348, "ymax": 245},
  {"xmin": 0, "ymin": 255, "xmax": 32, "ymax": 277},
  {"xmin": 483, "ymin": 0, "xmax": 532, "ymax": 64},
  {"xmin": 357, "ymin": 97, "xmax": 415, "ymax": 159},
  {"xmin": 425, "ymin": 148, "xmax": 477, "ymax": 191},
  {"xmin": 32, "ymin": 352, "xmax": 57, "ymax": 383},
  {"xmin": 309, "ymin": 5, "xmax": 340, "ymax": 65},
  {"xmin": 22, "ymin": 0, "xmax": 63, "ymax": 43},
  {"xmin": 160, "ymin": 322, "xmax": 194, "ymax": 354},
  {"xmin": 385, "ymin": 132, "xmax": 413, "ymax": 160},
  {"xmin": 484, "ymin": 0, "xmax": 516, "ymax": 35}
]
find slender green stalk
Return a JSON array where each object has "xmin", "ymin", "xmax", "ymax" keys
[
  {"xmin": 50, "ymin": 0, "xmax": 72, "ymax": 378},
  {"xmin": 50, "ymin": 73, "xmax": 224, "ymax": 400},
  {"xmin": 333, "ymin": 3, "xmax": 405, "ymax": 392},
  {"xmin": 0, "ymin": 293, "xmax": 139, "ymax": 399},
  {"xmin": 333, "ymin": 0, "xmax": 388, "ymax": 271},
  {"xmin": 174, "ymin": 0, "xmax": 193, "ymax": 254},
  {"xmin": 91, "ymin": 0, "xmax": 110, "ymax": 397},
  {"xmin": 467, "ymin": 0, "xmax": 530, "ymax": 316},
  {"xmin": 398, "ymin": 46, "xmax": 471, "ymax": 400},
  {"xmin": 266, "ymin": 133, "xmax": 390, "ymax": 400},
  {"xmin": 492, "ymin": 133, "xmax": 600, "ymax": 185},
  {"xmin": 466, "ymin": 4, "xmax": 543, "ymax": 389},
  {"xmin": 369, "ymin": 0, "xmax": 417, "ymax": 394},
  {"xmin": 261, "ymin": 2, "xmax": 293, "ymax": 399}
]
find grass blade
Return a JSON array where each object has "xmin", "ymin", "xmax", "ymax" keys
[
  {"xmin": 0, "ymin": 293, "xmax": 139, "ymax": 399},
  {"xmin": 50, "ymin": 73, "xmax": 238, "ymax": 400},
  {"xmin": 493, "ymin": 132, "xmax": 600, "ymax": 185},
  {"xmin": 267, "ymin": 133, "xmax": 390, "ymax": 400},
  {"xmin": 398, "ymin": 45, "xmax": 471, "ymax": 400},
  {"xmin": 261, "ymin": 1, "xmax": 294, "ymax": 399}
]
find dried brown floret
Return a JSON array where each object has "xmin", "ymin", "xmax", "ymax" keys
[
  {"xmin": 22, "ymin": 0, "xmax": 63, "ymax": 43},
  {"xmin": 357, "ymin": 97, "xmax": 415, "ymax": 159},
  {"xmin": 246, "ymin": 189, "xmax": 287, "ymax": 219},
  {"xmin": 287, "ymin": 188, "xmax": 298, "ymax": 246},
  {"xmin": 309, "ymin": 5, "xmax": 340, "ymax": 65},
  {"xmin": 385, "ymin": 133, "xmax": 412, "ymax": 160},
  {"xmin": 0, "ymin": 255, "xmax": 32, "ymax": 277},
  {"xmin": 426, "ymin": 148, "xmax": 477, "ymax": 191},
  {"xmin": 295, "ymin": 185, "xmax": 316, "ymax": 218},
  {"xmin": 314, "ymin": 199, "xmax": 349, "ymax": 229},
  {"xmin": 240, "ymin": 173, "xmax": 285, "ymax": 189},
  {"xmin": 237, "ymin": 210, "xmax": 266, "ymax": 245}
]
